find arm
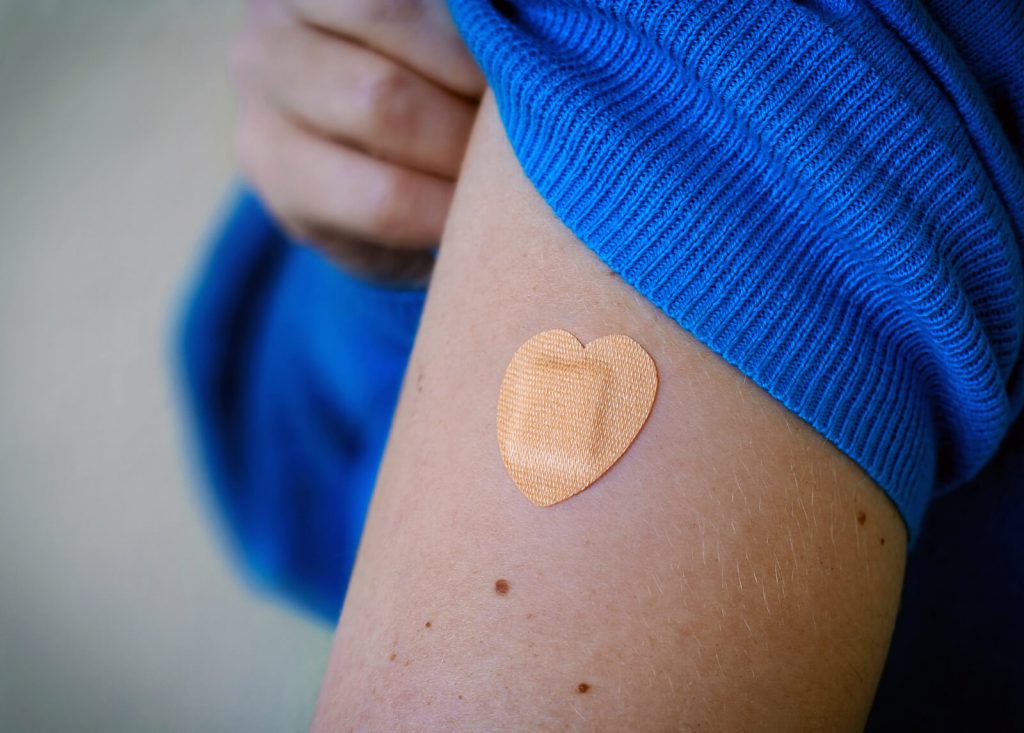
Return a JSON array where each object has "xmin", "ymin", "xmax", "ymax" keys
[
  {"xmin": 180, "ymin": 0, "xmax": 480, "ymax": 617},
  {"xmin": 310, "ymin": 92, "xmax": 906, "ymax": 731}
]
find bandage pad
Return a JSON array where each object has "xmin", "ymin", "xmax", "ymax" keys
[{"xmin": 497, "ymin": 329, "xmax": 658, "ymax": 506}]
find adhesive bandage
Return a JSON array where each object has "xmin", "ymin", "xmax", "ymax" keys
[{"xmin": 497, "ymin": 329, "xmax": 658, "ymax": 506}]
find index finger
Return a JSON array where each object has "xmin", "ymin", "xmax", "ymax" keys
[{"xmin": 292, "ymin": 0, "xmax": 485, "ymax": 98}]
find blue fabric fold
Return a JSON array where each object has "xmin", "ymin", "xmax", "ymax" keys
[
  {"xmin": 447, "ymin": 0, "xmax": 1024, "ymax": 544},
  {"xmin": 175, "ymin": 1, "xmax": 1024, "ymax": 724},
  {"xmin": 176, "ymin": 187, "xmax": 424, "ymax": 620}
]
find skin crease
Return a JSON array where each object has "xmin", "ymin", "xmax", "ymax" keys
[
  {"xmin": 309, "ymin": 93, "xmax": 908, "ymax": 732},
  {"xmin": 231, "ymin": 0, "xmax": 483, "ymax": 283}
]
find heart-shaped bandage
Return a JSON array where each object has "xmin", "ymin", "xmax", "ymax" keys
[{"xmin": 496, "ymin": 329, "xmax": 658, "ymax": 506}]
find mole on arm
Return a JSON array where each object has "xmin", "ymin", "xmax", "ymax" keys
[
  {"xmin": 495, "ymin": 579, "xmax": 510, "ymax": 595},
  {"xmin": 577, "ymin": 682, "xmax": 590, "ymax": 694}
]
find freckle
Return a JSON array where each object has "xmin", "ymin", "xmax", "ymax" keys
[
  {"xmin": 577, "ymin": 683, "xmax": 590, "ymax": 694},
  {"xmin": 425, "ymin": 621, "xmax": 432, "ymax": 628},
  {"xmin": 404, "ymin": 660, "xmax": 411, "ymax": 667},
  {"xmin": 880, "ymin": 537, "xmax": 886, "ymax": 545},
  {"xmin": 526, "ymin": 613, "xmax": 534, "ymax": 620},
  {"xmin": 857, "ymin": 511, "xmax": 867, "ymax": 526},
  {"xmin": 389, "ymin": 652, "xmax": 396, "ymax": 662},
  {"xmin": 495, "ymin": 579, "xmax": 510, "ymax": 595},
  {"xmin": 458, "ymin": 694, "xmax": 463, "ymax": 700}
]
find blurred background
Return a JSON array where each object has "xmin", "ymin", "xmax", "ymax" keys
[{"xmin": 0, "ymin": 2, "xmax": 333, "ymax": 730}]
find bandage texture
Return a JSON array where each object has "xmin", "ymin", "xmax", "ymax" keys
[{"xmin": 497, "ymin": 329, "xmax": 657, "ymax": 506}]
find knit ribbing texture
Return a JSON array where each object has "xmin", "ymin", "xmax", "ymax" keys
[{"xmin": 448, "ymin": 0, "xmax": 1024, "ymax": 543}]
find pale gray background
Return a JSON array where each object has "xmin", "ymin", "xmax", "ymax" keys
[{"xmin": 0, "ymin": 2, "xmax": 334, "ymax": 730}]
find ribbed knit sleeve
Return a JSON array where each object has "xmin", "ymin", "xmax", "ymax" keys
[{"xmin": 447, "ymin": 0, "xmax": 1024, "ymax": 542}]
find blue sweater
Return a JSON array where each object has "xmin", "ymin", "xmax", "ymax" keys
[
  {"xmin": 177, "ymin": 0, "xmax": 1024, "ymax": 728},
  {"xmin": 445, "ymin": 0, "xmax": 1024, "ymax": 542}
]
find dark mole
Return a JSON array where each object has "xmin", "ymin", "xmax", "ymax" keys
[
  {"xmin": 458, "ymin": 694, "xmax": 464, "ymax": 700},
  {"xmin": 577, "ymin": 683, "xmax": 590, "ymax": 694},
  {"xmin": 389, "ymin": 652, "xmax": 396, "ymax": 662},
  {"xmin": 857, "ymin": 511, "xmax": 867, "ymax": 526},
  {"xmin": 880, "ymin": 537, "xmax": 886, "ymax": 545},
  {"xmin": 495, "ymin": 579, "xmax": 510, "ymax": 595},
  {"xmin": 425, "ymin": 621, "xmax": 432, "ymax": 628}
]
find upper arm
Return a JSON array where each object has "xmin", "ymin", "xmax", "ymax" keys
[{"xmin": 310, "ymin": 92, "xmax": 906, "ymax": 732}]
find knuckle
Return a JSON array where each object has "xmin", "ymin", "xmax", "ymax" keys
[
  {"xmin": 362, "ymin": 66, "xmax": 417, "ymax": 136},
  {"xmin": 234, "ymin": 112, "xmax": 316, "ymax": 242},
  {"xmin": 369, "ymin": 172, "xmax": 417, "ymax": 237},
  {"xmin": 367, "ymin": 0, "xmax": 425, "ymax": 23}
]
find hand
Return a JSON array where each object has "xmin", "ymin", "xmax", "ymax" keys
[{"xmin": 230, "ymin": 0, "xmax": 484, "ymax": 284}]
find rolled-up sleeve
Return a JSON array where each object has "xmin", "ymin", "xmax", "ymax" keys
[{"xmin": 447, "ymin": 0, "xmax": 1024, "ymax": 543}]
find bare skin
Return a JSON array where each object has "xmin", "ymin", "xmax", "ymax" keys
[
  {"xmin": 232, "ymin": 0, "xmax": 482, "ymax": 283},
  {"xmin": 309, "ymin": 93, "xmax": 907, "ymax": 732}
]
